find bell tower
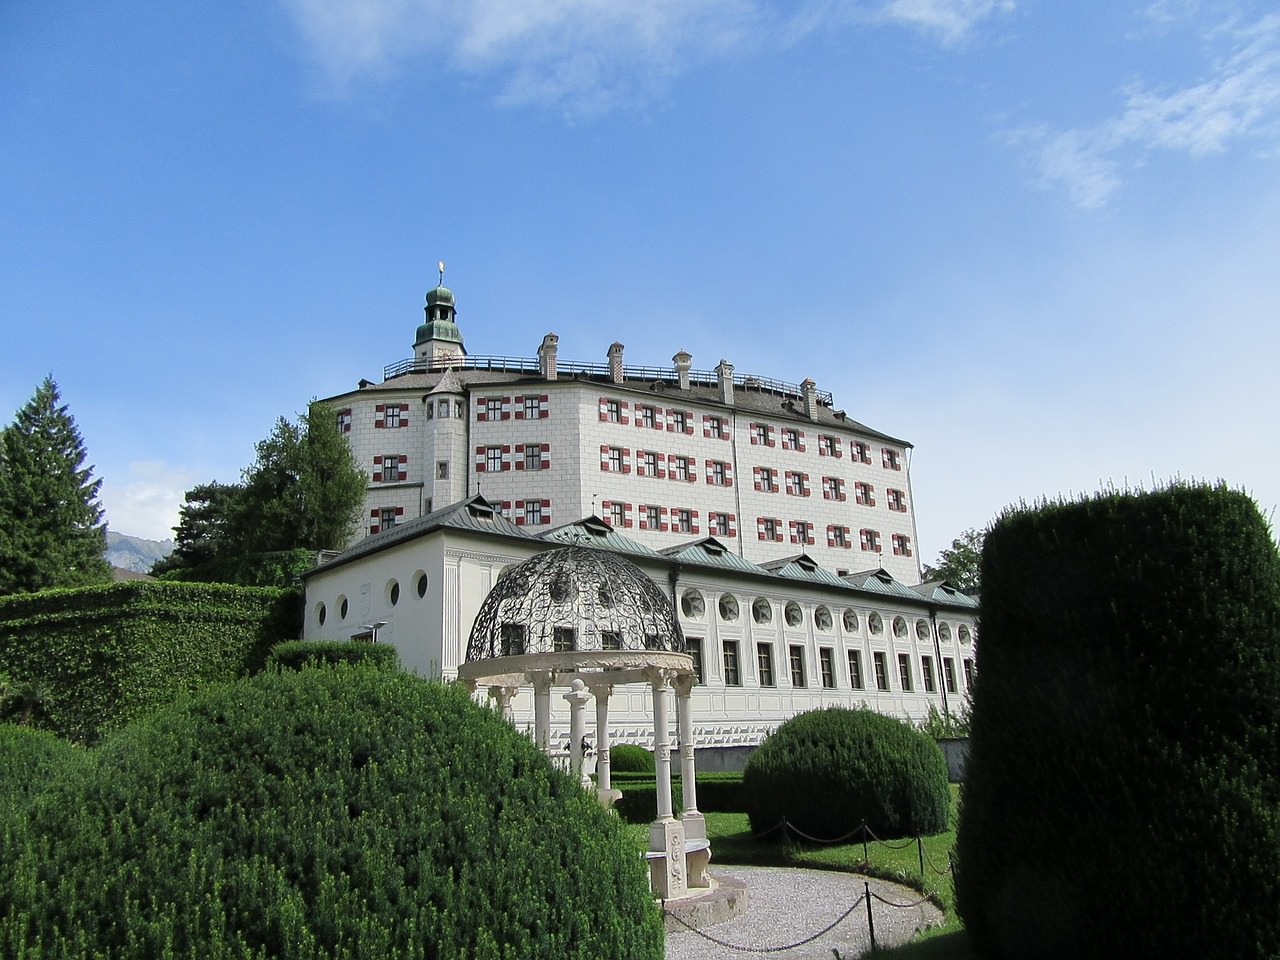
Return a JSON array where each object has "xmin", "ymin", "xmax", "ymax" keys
[{"xmin": 414, "ymin": 260, "xmax": 466, "ymax": 365}]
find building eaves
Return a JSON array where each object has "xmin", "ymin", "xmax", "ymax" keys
[
  {"xmin": 840, "ymin": 568, "xmax": 924, "ymax": 601},
  {"xmin": 539, "ymin": 517, "xmax": 661, "ymax": 557},
  {"xmin": 760, "ymin": 554, "xmax": 851, "ymax": 588},
  {"xmin": 909, "ymin": 580, "xmax": 980, "ymax": 609},
  {"xmin": 658, "ymin": 538, "xmax": 771, "ymax": 575}
]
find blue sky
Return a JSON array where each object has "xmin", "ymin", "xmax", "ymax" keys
[{"xmin": 3, "ymin": 1, "xmax": 1278, "ymax": 560}]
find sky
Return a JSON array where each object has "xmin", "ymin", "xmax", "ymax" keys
[{"xmin": 2, "ymin": 0, "xmax": 1278, "ymax": 562}]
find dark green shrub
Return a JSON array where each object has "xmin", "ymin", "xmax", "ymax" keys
[
  {"xmin": 955, "ymin": 484, "xmax": 1280, "ymax": 960},
  {"xmin": 743, "ymin": 706, "xmax": 949, "ymax": 840},
  {"xmin": 613, "ymin": 779, "xmax": 683, "ymax": 824},
  {"xmin": 0, "ymin": 665, "xmax": 663, "ymax": 959},
  {"xmin": 0, "ymin": 724, "xmax": 82, "ymax": 813},
  {"xmin": 267, "ymin": 639, "xmax": 400, "ymax": 671},
  {"xmin": 692, "ymin": 772, "xmax": 746, "ymax": 813},
  {"xmin": 609, "ymin": 743, "xmax": 655, "ymax": 773}
]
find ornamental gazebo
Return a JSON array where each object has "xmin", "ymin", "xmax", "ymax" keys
[{"xmin": 457, "ymin": 545, "xmax": 709, "ymax": 899}]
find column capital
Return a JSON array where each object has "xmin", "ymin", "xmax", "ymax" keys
[
  {"xmin": 643, "ymin": 666, "xmax": 677, "ymax": 689},
  {"xmin": 585, "ymin": 676, "xmax": 614, "ymax": 699},
  {"xmin": 672, "ymin": 674, "xmax": 697, "ymax": 698}
]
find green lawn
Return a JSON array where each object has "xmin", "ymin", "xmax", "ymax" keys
[{"xmin": 632, "ymin": 785, "xmax": 977, "ymax": 959}]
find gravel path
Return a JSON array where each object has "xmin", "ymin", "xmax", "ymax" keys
[{"xmin": 664, "ymin": 866, "xmax": 943, "ymax": 960}]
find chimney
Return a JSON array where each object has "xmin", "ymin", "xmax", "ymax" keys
[
  {"xmin": 673, "ymin": 349, "xmax": 692, "ymax": 391},
  {"xmin": 716, "ymin": 359, "xmax": 735, "ymax": 406},
  {"xmin": 801, "ymin": 378, "xmax": 818, "ymax": 419},
  {"xmin": 538, "ymin": 333, "xmax": 559, "ymax": 381},
  {"xmin": 608, "ymin": 342, "xmax": 625, "ymax": 384}
]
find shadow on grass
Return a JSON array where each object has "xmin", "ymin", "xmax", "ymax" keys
[{"xmin": 867, "ymin": 929, "xmax": 976, "ymax": 959}]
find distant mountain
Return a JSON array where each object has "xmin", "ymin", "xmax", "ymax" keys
[{"xmin": 105, "ymin": 531, "xmax": 174, "ymax": 575}]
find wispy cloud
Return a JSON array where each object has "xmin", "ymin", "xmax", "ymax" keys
[
  {"xmin": 101, "ymin": 460, "xmax": 196, "ymax": 541},
  {"xmin": 281, "ymin": 0, "xmax": 1014, "ymax": 112},
  {"xmin": 1021, "ymin": 11, "xmax": 1280, "ymax": 208}
]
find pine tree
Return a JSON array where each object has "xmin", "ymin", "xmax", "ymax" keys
[{"xmin": 0, "ymin": 376, "xmax": 111, "ymax": 594}]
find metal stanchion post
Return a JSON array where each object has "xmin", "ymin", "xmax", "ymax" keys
[{"xmin": 864, "ymin": 880, "xmax": 876, "ymax": 952}]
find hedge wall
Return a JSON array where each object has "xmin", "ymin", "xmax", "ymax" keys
[
  {"xmin": 267, "ymin": 639, "xmax": 400, "ymax": 672},
  {"xmin": 954, "ymin": 484, "xmax": 1280, "ymax": 960},
  {"xmin": 0, "ymin": 581, "xmax": 300, "ymax": 743}
]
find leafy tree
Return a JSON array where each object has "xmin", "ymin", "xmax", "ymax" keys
[
  {"xmin": 0, "ymin": 376, "xmax": 111, "ymax": 594},
  {"xmin": 149, "ymin": 481, "xmax": 243, "ymax": 576},
  {"xmin": 922, "ymin": 527, "xmax": 984, "ymax": 591}
]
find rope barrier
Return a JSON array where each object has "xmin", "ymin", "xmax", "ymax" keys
[
  {"xmin": 663, "ymin": 894, "xmax": 867, "ymax": 954},
  {"xmin": 868, "ymin": 890, "xmax": 937, "ymax": 910},
  {"xmin": 779, "ymin": 821, "xmax": 867, "ymax": 845},
  {"xmin": 919, "ymin": 842, "xmax": 953, "ymax": 877}
]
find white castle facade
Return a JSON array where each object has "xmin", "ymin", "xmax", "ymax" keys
[{"xmin": 303, "ymin": 275, "xmax": 977, "ymax": 757}]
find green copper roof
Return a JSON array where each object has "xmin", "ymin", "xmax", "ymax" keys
[{"xmin": 426, "ymin": 284, "xmax": 454, "ymax": 306}]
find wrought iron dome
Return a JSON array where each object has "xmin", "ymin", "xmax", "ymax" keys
[{"xmin": 466, "ymin": 546, "xmax": 685, "ymax": 662}]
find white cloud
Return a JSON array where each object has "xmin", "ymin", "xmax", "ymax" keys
[
  {"xmin": 1021, "ymin": 11, "xmax": 1280, "ymax": 207},
  {"xmin": 100, "ymin": 461, "xmax": 196, "ymax": 542},
  {"xmin": 877, "ymin": 0, "xmax": 1015, "ymax": 45}
]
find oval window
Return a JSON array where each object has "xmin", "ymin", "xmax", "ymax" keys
[
  {"xmin": 387, "ymin": 579, "xmax": 400, "ymax": 606},
  {"xmin": 842, "ymin": 608, "xmax": 859, "ymax": 633},
  {"xmin": 784, "ymin": 601, "xmax": 802, "ymax": 627},
  {"xmin": 752, "ymin": 597, "xmax": 773, "ymax": 625},
  {"xmin": 681, "ymin": 589, "xmax": 705, "ymax": 619},
  {"xmin": 958, "ymin": 625, "xmax": 972, "ymax": 644},
  {"xmin": 416, "ymin": 571, "xmax": 428, "ymax": 598},
  {"xmin": 916, "ymin": 618, "xmax": 930, "ymax": 641},
  {"xmin": 867, "ymin": 612, "xmax": 883, "ymax": 636},
  {"xmin": 814, "ymin": 605, "xmax": 833, "ymax": 631},
  {"xmin": 316, "ymin": 603, "xmax": 327, "ymax": 626},
  {"xmin": 892, "ymin": 616, "xmax": 908, "ymax": 639},
  {"xmin": 718, "ymin": 594, "xmax": 739, "ymax": 622},
  {"xmin": 937, "ymin": 622, "xmax": 952, "ymax": 642},
  {"xmin": 338, "ymin": 596, "xmax": 349, "ymax": 620}
]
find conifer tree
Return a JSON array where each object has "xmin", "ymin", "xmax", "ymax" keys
[{"xmin": 0, "ymin": 376, "xmax": 111, "ymax": 594}]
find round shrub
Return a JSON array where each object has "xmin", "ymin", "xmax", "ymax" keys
[
  {"xmin": 609, "ymin": 743, "xmax": 656, "ymax": 773},
  {"xmin": 267, "ymin": 638, "xmax": 400, "ymax": 672},
  {"xmin": 744, "ymin": 706, "xmax": 949, "ymax": 841},
  {"xmin": 0, "ymin": 666, "xmax": 663, "ymax": 959}
]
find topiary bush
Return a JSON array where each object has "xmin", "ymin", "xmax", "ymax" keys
[
  {"xmin": 0, "ymin": 665, "xmax": 663, "ymax": 959},
  {"xmin": 267, "ymin": 639, "xmax": 400, "ymax": 672},
  {"xmin": 609, "ymin": 743, "xmax": 655, "ymax": 773},
  {"xmin": 954, "ymin": 484, "xmax": 1280, "ymax": 960},
  {"xmin": 743, "ymin": 706, "xmax": 949, "ymax": 841}
]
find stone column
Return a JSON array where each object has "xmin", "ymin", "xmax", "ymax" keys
[
  {"xmin": 530, "ymin": 670, "xmax": 553, "ymax": 753},
  {"xmin": 587, "ymin": 677, "xmax": 620, "ymax": 808},
  {"xmin": 651, "ymin": 670, "xmax": 674, "ymax": 821},
  {"xmin": 646, "ymin": 667, "xmax": 686, "ymax": 899},
  {"xmin": 563, "ymin": 678, "xmax": 592, "ymax": 790},
  {"xmin": 675, "ymin": 673, "xmax": 710, "ymax": 888},
  {"xmin": 488, "ymin": 685, "xmax": 518, "ymax": 723}
]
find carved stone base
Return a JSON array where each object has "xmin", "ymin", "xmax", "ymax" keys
[{"xmin": 647, "ymin": 819, "xmax": 688, "ymax": 899}]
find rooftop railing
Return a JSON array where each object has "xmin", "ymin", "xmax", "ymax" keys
[{"xmin": 383, "ymin": 355, "xmax": 834, "ymax": 406}]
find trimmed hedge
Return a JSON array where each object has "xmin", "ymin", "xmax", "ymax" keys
[
  {"xmin": 0, "ymin": 725, "xmax": 82, "ymax": 814},
  {"xmin": 743, "ymin": 707, "xmax": 949, "ymax": 840},
  {"xmin": 0, "ymin": 581, "xmax": 299, "ymax": 743},
  {"xmin": 955, "ymin": 485, "xmax": 1280, "ymax": 960},
  {"xmin": 693, "ymin": 772, "xmax": 746, "ymax": 813},
  {"xmin": 613, "ymin": 779, "xmax": 684, "ymax": 824},
  {"xmin": 609, "ymin": 743, "xmax": 655, "ymax": 773},
  {"xmin": 268, "ymin": 639, "xmax": 400, "ymax": 671},
  {"xmin": 0, "ymin": 666, "xmax": 663, "ymax": 959}
]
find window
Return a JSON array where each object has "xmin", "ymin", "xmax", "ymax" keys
[
  {"xmin": 605, "ymin": 399, "xmax": 622, "ymax": 423},
  {"xmin": 608, "ymin": 447, "xmax": 624, "ymax": 472},
  {"xmin": 842, "ymin": 608, "xmax": 859, "ymax": 632},
  {"xmin": 873, "ymin": 651, "xmax": 889, "ymax": 691},
  {"xmin": 336, "ymin": 408, "xmax": 352, "ymax": 433},
  {"xmin": 671, "ymin": 455, "xmax": 691, "ymax": 482},
  {"xmin": 643, "ymin": 451, "xmax": 659, "ymax": 476},
  {"xmin": 523, "ymin": 396, "xmax": 544, "ymax": 420},
  {"xmin": 377, "ymin": 454, "xmax": 404, "ymax": 482},
  {"xmin": 868, "ymin": 611, "xmax": 883, "ymax": 635},
  {"xmin": 674, "ymin": 508, "xmax": 694, "ymax": 533},
  {"xmin": 384, "ymin": 405, "xmax": 402, "ymax": 428},
  {"xmin": 818, "ymin": 434, "xmax": 840, "ymax": 457},
  {"xmin": 916, "ymin": 618, "xmax": 931, "ymax": 641},
  {"xmin": 785, "ymin": 471, "xmax": 809, "ymax": 496},
  {"xmin": 792, "ymin": 520, "xmax": 814, "ymax": 545},
  {"xmin": 680, "ymin": 589, "xmax": 705, "ymax": 618},
  {"xmin": 757, "ymin": 644, "xmax": 775, "ymax": 686},
  {"xmin": 485, "ymin": 398, "xmax": 503, "ymax": 421},
  {"xmin": 819, "ymin": 648, "xmax": 835, "ymax": 688},
  {"xmin": 892, "ymin": 534, "xmax": 912, "ymax": 557},
  {"xmin": 525, "ymin": 500, "xmax": 543, "ymax": 525},
  {"xmin": 823, "ymin": 476, "xmax": 845, "ymax": 501},
  {"xmin": 828, "ymin": 524, "xmax": 849, "ymax": 548},
  {"xmin": 855, "ymin": 482, "xmax": 875, "ymax": 506},
  {"xmin": 455, "ymin": 400, "xmax": 464, "ymax": 418},
  {"xmin": 436, "ymin": 461, "xmax": 448, "ymax": 480},
  {"xmin": 723, "ymin": 641, "xmax": 741, "ymax": 686},
  {"xmin": 708, "ymin": 460, "xmax": 729, "ymax": 486},
  {"xmin": 781, "ymin": 427, "xmax": 804, "ymax": 451},
  {"xmin": 887, "ymin": 488, "xmax": 907, "ymax": 512},
  {"xmin": 944, "ymin": 657, "xmax": 957, "ymax": 694},
  {"xmin": 754, "ymin": 466, "xmax": 778, "ymax": 492},
  {"xmin": 752, "ymin": 597, "xmax": 772, "ymax": 624},
  {"xmin": 958, "ymin": 625, "xmax": 972, "ymax": 645},
  {"xmin": 608, "ymin": 502, "xmax": 626, "ymax": 529},
  {"xmin": 686, "ymin": 638, "xmax": 704, "ymax": 683},
  {"xmin": 500, "ymin": 623, "xmax": 526, "ymax": 656},
  {"xmin": 963, "ymin": 658, "xmax": 975, "ymax": 689},
  {"xmin": 883, "ymin": 447, "xmax": 902, "ymax": 470},
  {"xmin": 638, "ymin": 404, "xmax": 657, "ymax": 429},
  {"xmin": 718, "ymin": 593, "xmax": 739, "ymax": 621},
  {"xmin": 644, "ymin": 505, "xmax": 661, "ymax": 530},
  {"xmin": 439, "ymin": 399, "xmax": 451, "ymax": 418},
  {"xmin": 379, "ymin": 507, "xmax": 398, "ymax": 530},
  {"xmin": 670, "ymin": 409, "xmax": 690, "ymax": 433},
  {"xmin": 760, "ymin": 517, "xmax": 781, "ymax": 541},
  {"xmin": 601, "ymin": 630, "xmax": 623, "ymax": 651},
  {"xmin": 705, "ymin": 415, "xmax": 727, "ymax": 439},
  {"xmin": 848, "ymin": 650, "xmax": 864, "ymax": 689},
  {"xmin": 711, "ymin": 512, "xmax": 732, "ymax": 537},
  {"xmin": 553, "ymin": 626, "xmax": 576, "ymax": 652},
  {"xmin": 814, "ymin": 605, "xmax": 833, "ymax": 631},
  {"xmin": 524, "ymin": 444, "xmax": 544, "ymax": 471},
  {"xmin": 486, "ymin": 446, "xmax": 504, "ymax": 473},
  {"xmin": 789, "ymin": 645, "xmax": 807, "ymax": 687},
  {"xmin": 860, "ymin": 528, "xmax": 881, "ymax": 552},
  {"xmin": 416, "ymin": 572, "xmax": 429, "ymax": 598},
  {"xmin": 897, "ymin": 653, "xmax": 913, "ymax": 691},
  {"xmin": 750, "ymin": 422, "xmax": 774, "ymax": 446},
  {"xmin": 784, "ymin": 601, "xmax": 803, "ymax": 627},
  {"xmin": 938, "ymin": 622, "xmax": 952, "ymax": 642},
  {"xmin": 921, "ymin": 655, "xmax": 936, "ymax": 692},
  {"xmin": 853, "ymin": 440, "xmax": 872, "ymax": 464},
  {"xmin": 893, "ymin": 616, "xmax": 909, "ymax": 639}
]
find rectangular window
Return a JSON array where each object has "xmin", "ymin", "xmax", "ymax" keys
[
  {"xmin": 485, "ymin": 398, "xmax": 503, "ymax": 421},
  {"xmin": 439, "ymin": 399, "xmax": 451, "ymax": 418},
  {"xmin": 754, "ymin": 466, "xmax": 778, "ymax": 492},
  {"xmin": 853, "ymin": 440, "xmax": 872, "ymax": 464},
  {"xmin": 873, "ymin": 652, "xmax": 889, "ymax": 691},
  {"xmin": 523, "ymin": 396, "xmax": 543, "ymax": 420},
  {"xmin": 553, "ymin": 626, "xmax": 575, "ymax": 652},
  {"xmin": 672, "ymin": 455, "xmax": 691, "ymax": 482},
  {"xmin": 944, "ymin": 657, "xmax": 957, "ymax": 694},
  {"xmin": 922, "ymin": 655, "xmax": 936, "ymax": 693},
  {"xmin": 608, "ymin": 447, "xmax": 624, "ymax": 472},
  {"xmin": 436, "ymin": 461, "xmax": 448, "ymax": 480},
  {"xmin": 675, "ymin": 508, "xmax": 693, "ymax": 533},
  {"xmin": 605, "ymin": 399, "xmax": 622, "ymax": 423},
  {"xmin": 709, "ymin": 460, "xmax": 728, "ymax": 486},
  {"xmin": 500, "ymin": 623, "xmax": 526, "ymax": 656},
  {"xmin": 860, "ymin": 528, "xmax": 881, "ymax": 552},
  {"xmin": 757, "ymin": 643, "xmax": 775, "ymax": 686},
  {"xmin": 670, "ymin": 409, "xmax": 689, "ymax": 433},
  {"xmin": 892, "ymin": 534, "xmax": 912, "ymax": 557},
  {"xmin": 525, "ymin": 500, "xmax": 543, "ymax": 525},
  {"xmin": 750, "ymin": 423, "xmax": 774, "ymax": 446},
  {"xmin": 828, "ymin": 525, "xmax": 849, "ymax": 548},
  {"xmin": 883, "ymin": 447, "xmax": 902, "ymax": 470},
  {"xmin": 761, "ymin": 517, "xmax": 781, "ymax": 541},
  {"xmin": 855, "ymin": 482, "xmax": 875, "ymax": 506},
  {"xmin": 898, "ymin": 653, "xmax": 913, "ymax": 691},
  {"xmin": 639, "ymin": 404, "xmax": 657, "ymax": 429},
  {"xmin": 785, "ymin": 471, "xmax": 808, "ymax": 497},
  {"xmin": 686, "ymin": 638, "xmax": 703, "ymax": 684},
  {"xmin": 644, "ymin": 505, "xmax": 661, "ymax": 530},
  {"xmin": 823, "ymin": 476, "xmax": 845, "ymax": 501},
  {"xmin": 793, "ymin": 520, "xmax": 813, "ymax": 545},
  {"xmin": 379, "ymin": 507, "xmax": 398, "ymax": 530},
  {"xmin": 524, "ymin": 444, "xmax": 543, "ymax": 471},
  {"xmin": 336, "ymin": 408, "xmax": 352, "ymax": 433},
  {"xmin": 789, "ymin": 645, "xmax": 807, "ymax": 687},
  {"xmin": 819, "ymin": 648, "xmax": 835, "ymax": 689},
  {"xmin": 963, "ymin": 658, "xmax": 975, "ymax": 689},
  {"xmin": 384, "ymin": 405, "xmax": 402, "ymax": 428},
  {"xmin": 378, "ymin": 454, "xmax": 403, "ymax": 482},
  {"xmin": 848, "ymin": 650, "xmax": 864, "ymax": 689},
  {"xmin": 643, "ymin": 451, "xmax": 659, "ymax": 476},
  {"xmin": 711, "ymin": 513, "xmax": 731, "ymax": 537},
  {"xmin": 818, "ymin": 434, "xmax": 840, "ymax": 457},
  {"xmin": 608, "ymin": 502, "xmax": 626, "ymax": 529},
  {"xmin": 887, "ymin": 488, "xmax": 907, "ymax": 512},
  {"xmin": 706, "ymin": 415, "xmax": 727, "ymax": 439},
  {"xmin": 486, "ymin": 446, "xmax": 503, "ymax": 473},
  {"xmin": 601, "ymin": 630, "xmax": 623, "ymax": 651},
  {"xmin": 723, "ymin": 641, "xmax": 741, "ymax": 686}
]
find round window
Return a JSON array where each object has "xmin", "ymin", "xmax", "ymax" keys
[
  {"xmin": 867, "ymin": 612, "xmax": 883, "ymax": 636},
  {"xmin": 681, "ymin": 589, "xmax": 705, "ymax": 619},
  {"xmin": 842, "ymin": 608, "xmax": 859, "ymax": 632},
  {"xmin": 718, "ymin": 594, "xmax": 739, "ymax": 622},
  {"xmin": 784, "ymin": 601, "xmax": 803, "ymax": 627},
  {"xmin": 815, "ymin": 605, "xmax": 833, "ymax": 631},
  {"xmin": 959, "ymin": 625, "xmax": 972, "ymax": 644},
  {"xmin": 938, "ymin": 622, "xmax": 952, "ymax": 642},
  {"xmin": 916, "ymin": 618, "xmax": 930, "ymax": 641},
  {"xmin": 752, "ymin": 597, "xmax": 773, "ymax": 625},
  {"xmin": 892, "ymin": 616, "xmax": 908, "ymax": 639}
]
